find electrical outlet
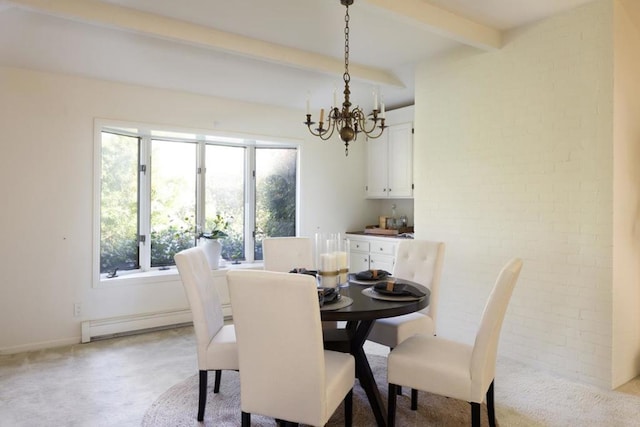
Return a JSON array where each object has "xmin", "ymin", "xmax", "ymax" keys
[{"xmin": 74, "ymin": 303, "xmax": 81, "ymax": 317}]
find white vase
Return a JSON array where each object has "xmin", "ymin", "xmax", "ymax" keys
[{"xmin": 199, "ymin": 238, "xmax": 222, "ymax": 269}]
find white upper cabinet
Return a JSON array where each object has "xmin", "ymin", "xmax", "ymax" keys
[{"xmin": 366, "ymin": 120, "xmax": 414, "ymax": 199}]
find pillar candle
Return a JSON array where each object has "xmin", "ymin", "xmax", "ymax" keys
[{"xmin": 320, "ymin": 252, "xmax": 338, "ymax": 288}]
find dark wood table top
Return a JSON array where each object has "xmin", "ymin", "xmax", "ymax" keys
[{"xmin": 320, "ymin": 280, "xmax": 430, "ymax": 322}]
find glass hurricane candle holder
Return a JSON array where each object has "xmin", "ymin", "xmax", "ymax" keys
[
  {"xmin": 336, "ymin": 234, "xmax": 350, "ymax": 287},
  {"xmin": 315, "ymin": 233, "xmax": 339, "ymax": 288}
]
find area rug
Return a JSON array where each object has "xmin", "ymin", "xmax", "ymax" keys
[{"xmin": 142, "ymin": 354, "xmax": 492, "ymax": 426}]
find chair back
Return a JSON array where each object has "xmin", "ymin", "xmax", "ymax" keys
[
  {"xmin": 470, "ymin": 258, "xmax": 523, "ymax": 399},
  {"xmin": 393, "ymin": 240, "xmax": 445, "ymax": 324},
  {"xmin": 227, "ymin": 270, "xmax": 327, "ymax": 424},
  {"xmin": 263, "ymin": 237, "xmax": 314, "ymax": 272},
  {"xmin": 174, "ymin": 247, "xmax": 225, "ymax": 368}
]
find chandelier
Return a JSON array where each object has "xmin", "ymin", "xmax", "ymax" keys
[{"xmin": 304, "ymin": 0, "xmax": 386, "ymax": 156}]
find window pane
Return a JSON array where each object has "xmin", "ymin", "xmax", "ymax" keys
[
  {"xmin": 150, "ymin": 139, "xmax": 197, "ymax": 267},
  {"xmin": 100, "ymin": 132, "xmax": 139, "ymax": 274},
  {"xmin": 255, "ymin": 148, "xmax": 297, "ymax": 260},
  {"xmin": 205, "ymin": 145, "xmax": 245, "ymax": 262}
]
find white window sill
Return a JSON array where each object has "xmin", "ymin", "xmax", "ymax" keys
[{"xmin": 97, "ymin": 261, "xmax": 264, "ymax": 288}]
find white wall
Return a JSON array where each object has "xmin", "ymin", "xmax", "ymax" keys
[
  {"xmin": 414, "ymin": 0, "xmax": 618, "ymax": 388},
  {"xmin": 612, "ymin": 0, "xmax": 640, "ymax": 387},
  {"xmin": 0, "ymin": 66, "xmax": 372, "ymax": 353}
]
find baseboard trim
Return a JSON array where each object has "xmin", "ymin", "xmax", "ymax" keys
[{"xmin": 81, "ymin": 309, "xmax": 193, "ymax": 343}]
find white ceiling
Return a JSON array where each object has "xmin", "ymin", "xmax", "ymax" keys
[{"xmin": 0, "ymin": 0, "xmax": 595, "ymax": 112}]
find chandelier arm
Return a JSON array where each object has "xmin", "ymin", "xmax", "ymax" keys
[
  {"xmin": 317, "ymin": 121, "xmax": 338, "ymax": 141},
  {"xmin": 353, "ymin": 108, "xmax": 375, "ymax": 134}
]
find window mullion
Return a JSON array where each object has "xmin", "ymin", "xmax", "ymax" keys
[
  {"xmin": 138, "ymin": 135, "xmax": 152, "ymax": 271},
  {"xmin": 246, "ymin": 146, "xmax": 256, "ymax": 262},
  {"xmin": 196, "ymin": 140, "xmax": 206, "ymax": 236}
]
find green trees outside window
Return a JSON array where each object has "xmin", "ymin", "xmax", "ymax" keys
[{"xmin": 99, "ymin": 128, "xmax": 297, "ymax": 276}]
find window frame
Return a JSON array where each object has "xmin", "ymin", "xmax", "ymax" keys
[{"xmin": 93, "ymin": 119, "xmax": 300, "ymax": 287}]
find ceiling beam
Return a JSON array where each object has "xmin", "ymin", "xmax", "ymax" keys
[
  {"xmin": 6, "ymin": 0, "xmax": 405, "ymax": 87},
  {"xmin": 364, "ymin": 0, "xmax": 502, "ymax": 51}
]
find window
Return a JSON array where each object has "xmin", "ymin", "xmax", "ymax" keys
[{"xmin": 96, "ymin": 124, "xmax": 298, "ymax": 279}]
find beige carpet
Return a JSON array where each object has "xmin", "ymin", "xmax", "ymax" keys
[
  {"xmin": 144, "ymin": 353, "xmax": 640, "ymax": 427},
  {"xmin": 142, "ymin": 354, "xmax": 492, "ymax": 426}
]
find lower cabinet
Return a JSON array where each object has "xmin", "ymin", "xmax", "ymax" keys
[{"xmin": 347, "ymin": 234, "xmax": 400, "ymax": 274}]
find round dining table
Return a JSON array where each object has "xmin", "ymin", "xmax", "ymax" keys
[{"xmin": 320, "ymin": 280, "xmax": 430, "ymax": 427}]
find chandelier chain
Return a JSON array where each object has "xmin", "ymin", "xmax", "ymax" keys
[{"xmin": 344, "ymin": 5, "xmax": 350, "ymax": 83}]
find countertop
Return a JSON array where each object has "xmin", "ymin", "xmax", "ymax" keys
[{"xmin": 346, "ymin": 231, "xmax": 414, "ymax": 239}]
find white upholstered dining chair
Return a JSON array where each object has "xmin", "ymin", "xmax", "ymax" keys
[
  {"xmin": 367, "ymin": 239, "xmax": 445, "ymax": 348},
  {"xmin": 174, "ymin": 247, "xmax": 238, "ymax": 422},
  {"xmin": 263, "ymin": 236, "xmax": 338, "ymax": 330},
  {"xmin": 262, "ymin": 236, "xmax": 314, "ymax": 272},
  {"xmin": 387, "ymin": 258, "xmax": 523, "ymax": 427},
  {"xmin": 227, "ymin": 270, "xmax": 355, "ymax": 427}
]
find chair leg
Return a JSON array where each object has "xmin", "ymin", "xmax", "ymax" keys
[
  {"xmin": 241, "ymin": 411, "xmax": 251, "ymax": 426},
  {"xmin": 390, "ymin": 348, "xmax": 402, "ymax": 395},
  {"xmin": 388, "ymin": 383, "xmax": 397, "ymax": 427},
  {"xmin": 344, "ymin": 388, "xmax": 353, "ymax": 427},
  {"xmin": 486, "ymin": 380, "xmax": 496, "ymax": 427},
  {"xmin": 411, "ymin": 388, "xmax": 418, "ymax": 410},
  {"xmin": 470, "ymin": 402, "xmax": 481, "ymax": 427},
  {"xmin": 214, "ymin": 369, "xmax": 222, "ymax": 393},
  {"xmin": 197, "ymin": 370, "xmax": 207, "ymax": 421}
]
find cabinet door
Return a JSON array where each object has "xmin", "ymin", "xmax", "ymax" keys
[
  {"xmin": 369, "ymin": 253, "xmax": 394, "ymax": 272},
  {"xmin": 387, "ymin": 122, "xmax": 413, "ymax": 198},
  {"xmin": 365, "ymin": 134, "xmax": 389, "ymax": 198},
  {"xmin": 350, "ymin": 252, "xmax": 370, "ymax": 273}
]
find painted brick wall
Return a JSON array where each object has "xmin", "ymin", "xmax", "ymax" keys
[
  {"xmin": 612, "ymin": 0, "xmax": 640, "ymax": 387},
  {"xmin": 413, "ymin": 0, "xmax": 614, "ymax": 387}
]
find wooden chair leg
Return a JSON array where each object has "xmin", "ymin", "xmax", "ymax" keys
[
  {"xmin": 213, "ymin": 369, "xmax": 222, "ymax": 393},
  {"xmin": 411, "ymin": 388, "xmax": 418, "ymax": 410},
  {"xmin": 486, "ymin": 380, "xmax": 496, "ymax": 427},
  {"xmin": 470, "ymin": 402, "xmax": 481, "ymax": 427},
  {"xmin": 388, "ymin": 383, "xmax": 398, "ymax": 427},
  {"xmin": 345, "ymin": 388, "xmax": 353, "ymax": 427},
  {"xmin": 197, "ymin": 370, "xmax": 207, "ymax": 421},
  {"xmin": 241, "ymin": 411, "xmax": 251, "ymax": 427}
]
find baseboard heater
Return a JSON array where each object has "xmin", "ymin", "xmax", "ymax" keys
[{"xmin": 81, "ymin": 309, "xmax": 193, "ymax": 343}]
